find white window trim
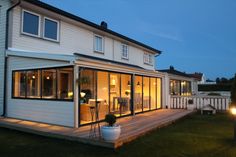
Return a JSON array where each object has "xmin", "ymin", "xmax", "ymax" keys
[
  {"xmin": 121, "ymin": 44, "xmax": 129, "ymax": 60},
  {"xmin": 43, "ymin": 17, "xmax": 60, "ymax": 42},
  {"xmin": 21, "ymin": 9, "xmax": 41, "ymax": 38},
  {"xmin": 93, "ymin": 34, "xmax": 104, "ymax": 53},
  {"xmin": 144, "ymin": 52, "xmax": 153, "ymax": 66}
]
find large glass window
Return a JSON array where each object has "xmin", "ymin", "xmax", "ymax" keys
[
  {"xmin": 44, "ymin": 18, "xmax": 59, "ymax": 41},
  {"xmin": 26, "ymin": 70, "xmax": 41, "ymax": 98},
  {"xmin": 134, "ymin": 76, "xmax": 143, "ymax": 113},
  {"xmin": 80, "ymin": 69, "xmax": 97, "ymax": 125},
  {"xmin": 97, "ymin": 71, "xmax": 109, "ymax": 121},
  {"xmin": 12, "ymin": 67, "xmax": 73, "ymax": 101},
  {"xmin": 121, "ymin": 74, "xmax": 131, "ymax": 116},
  {"xmin": 42, "ymin": 69, "xmax": 57, "ymax": 99},
  {"xmin": 22, "ymin": 10, "xmax": 40, "ymax": 36},
  {"xmin": 109, "ymin": 73, "xmax": 121, "ymax": 117},
  {"xmin": 170, "ymin": 79, "xmax": 191, "ymax": 96},
  {"xmin": 79, "ymin": 69, "xmax": 133, "ymax": 125},
  {"xmin": 157, "ymin": 78, "xmax": 162, "ymax": 109},
  {"xmin": 13, "ymin": 71, "xmax": 26, "ymax": 98},
  {"xmin": 57, "ymin": 68, "xmax": 73, "ymax": 100},
  {"xmin": 170, "ymin": 80, "xmax": 181, "ymax": 95},
  {"xmin": 150, "ymin": 78, "xmax": 156, "ymax": 110},
  {"xmin": 143, "ymin": 77, "xmax": 150, "ymax": 111},
  {"xmin": 181, "ymin": 81, "xmax": 191, "ymax": 96}
]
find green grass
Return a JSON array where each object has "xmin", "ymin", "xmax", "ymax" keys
[{"xmin": 0, "ymin": 113, "xmax": 236, "ymax": 157}]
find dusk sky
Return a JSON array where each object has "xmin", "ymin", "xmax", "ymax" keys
[{"xmin": 42, "ymin": 0, "xmax": 236, "ymax": 80}]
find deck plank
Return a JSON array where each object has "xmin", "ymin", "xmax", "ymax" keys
[{"xmin": 0, "ymin": 109, "xmax": 194, "ymax": 149}]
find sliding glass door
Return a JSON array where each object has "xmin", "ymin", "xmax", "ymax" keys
[{"xmin": 79, "ymin": 68, "xmax": 132, "ymax": 125}]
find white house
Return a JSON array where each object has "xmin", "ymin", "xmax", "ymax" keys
[{"xmin": 0, "ymin": 0, "xmax": 199, "ymax": 128}]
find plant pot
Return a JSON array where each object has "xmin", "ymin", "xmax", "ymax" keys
[
  {"xmin": 101, "ymin": 125, "xmax": 121, "ymax": 142},
  {"xmin": 187, "ymin": 104, "xmax": 196, "ymax": 110}
]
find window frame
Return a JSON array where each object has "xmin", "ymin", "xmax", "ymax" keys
[
  {"xmin": 143, "ymin": 52, "xmax": 153, "ymax": 65},
  {"xmin": 93, "ymin": 34, "xmax": 104, "ymax": 53},
  {"xmin": 121, "ymin": 44, "xmax": 129, "ymax": 60},
  {"xmin": 12, "ymin": 66, "xmax": 74, "ymax": 102},
  {"xmin": 21, "ymin": 9, "xmax": 41, "ymax": 38},
  {"xmin": 43, "ymin": 16, "xmax": 60, "ymax": 42}
]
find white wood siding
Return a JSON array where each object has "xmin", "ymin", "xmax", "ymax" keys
[
  {"xmin": 10, "ymin": 6, "xmax": 155, "ymax": 70},
  {"xmin": 6, "ymin": 56, "xmax": 74, "ymax": 127},
  {"xmin": 0, "ymin": 0, "xmax": 11, "ymax": 115}
]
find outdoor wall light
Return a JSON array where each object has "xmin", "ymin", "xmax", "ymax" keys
[{"xmin": 231, "ymin": 107, "xmax": 236, "ymax": 141}]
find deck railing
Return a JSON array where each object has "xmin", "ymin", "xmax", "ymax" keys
[{"xmin": 170, "ymin": 95, "xmax": 231, "ymax": 111}]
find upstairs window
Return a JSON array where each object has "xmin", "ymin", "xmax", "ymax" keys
[
  {"xmin": 22, "ymin": 10, "xmax": 40, "ymax": 37},
  {"xmin": 144, "ymin": 53, "xmax": 153, "ymax": 65},
  {"xmin": 121, "ymin": 44, "xmax": 129, "ymax": 59},
  {"xmin": 94, "ymin": 34, "xmax": 104, "ymax": 53},
  {"xmin": 43, "ymin": 17, "xmax": 59, "ymax": 41}
]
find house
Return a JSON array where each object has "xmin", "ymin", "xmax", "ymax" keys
[
  {"xmin": 159, "ymin": 66, "xmax": 199, "ymax": 109},
  {"xmin": 159, "ymin": 66, "xmax": 198, "ymax": 96},
  {"xmin": 188, "ymin": 72, "xmax": 206, "ymax": 84},
  {"xmin": 0, "ymin": 0, "xmax": 167, "ymax": 127}
]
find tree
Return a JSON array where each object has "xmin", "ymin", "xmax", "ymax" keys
[{"xmin": 231, "ymin": 74, "xmax": 236, "ymax": 106}]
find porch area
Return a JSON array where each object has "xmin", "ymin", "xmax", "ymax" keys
[{"xmin": 0, "ymin": 109, "xmax": 193, "ymax": 149}]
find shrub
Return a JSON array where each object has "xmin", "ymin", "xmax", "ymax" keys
[{"xmin": 105, "ymin": 114, "xmax": 116, "ymax": 126}]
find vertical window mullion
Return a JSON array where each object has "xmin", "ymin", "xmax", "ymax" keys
[
  {"xmin": 56, "ymin": 69, "xmax": 58, "ymax": 100},
  {"xmin": 25, "ymin": 71, "xmax": 27, "ymax": 98},
  {"xmin": 40, "ymin": 69, "xmax": 42, "ymax": 99}
]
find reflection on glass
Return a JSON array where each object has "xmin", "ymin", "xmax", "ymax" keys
[
  {"xmin": 134, "ymin": 76, "xmax": 143, "ymax": 113},
  {"xmin": 57, "ymin": 68, "xmax": 73, "ymax": 100},
  {"xmin": 80, "ymin": 69, "xmax": 96, "ymax": 125},
  {"xmin": 27, "ymin": 70, "xmax": 41, "ymax": 98},
  {"xmin": 150, "ymin": 78, "xmax": 156, "ymax": 110},
  {"xmin": 109, "ymin": 73, "xmax": 121, "ymax": 117},
  {"xmin": 13, "ymin": 71, "xmax": 26, "ymax": 98},
  {"xmin": 97, "ymin": 71, "xmax": 109, "ymax": 120},
  {"xmin": 42, "ymin": 69, "xmax": 56, "ymax": 99},
  {"xmin": 121, "ymin": 74, "xmax": 131, "ymax": 116},
  {"xmin": 143, "ymin": 77, "xmax": 150, "ymax": 111},
  {"xmin": 157, "ymin": 78, "xmax": 162, "ymax": 109}
]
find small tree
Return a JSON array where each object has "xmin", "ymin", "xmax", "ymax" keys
[{"xmin": 231, "ymin": 74, "xmax": 236, "ymax": 106}]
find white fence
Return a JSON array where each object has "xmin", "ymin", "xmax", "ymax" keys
[{"xmin": 170, "ymin": 95, "xmax": 231, "ymax": 111}]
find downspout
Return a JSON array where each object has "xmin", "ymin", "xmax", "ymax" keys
[{"xmin": 2, "ymin": 0, "xmax": 21, "ymax": 116}]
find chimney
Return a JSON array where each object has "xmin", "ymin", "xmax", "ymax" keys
[
  {"xmin": 170, "ymin": 66, "xmax": 174, "ymax": 71},
  {"xmin": 100, "ymin": 21, "xmax": 108, "ymax": 29}
]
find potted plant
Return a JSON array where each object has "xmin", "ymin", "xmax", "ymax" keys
[
  {"xmin": 187, "ymin": 99, "xmax": 195, "ymax": 110},
  {"xmin": 101, "ymin": 114, "xmax": 121, "ymax": 142}
]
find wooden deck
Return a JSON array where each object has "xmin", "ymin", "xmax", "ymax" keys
[{"xmin": 0, "ymin": 109, "xmax": 194, "ymax": 149}]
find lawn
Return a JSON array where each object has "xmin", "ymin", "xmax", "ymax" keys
[{"xmin": 0, "ymin": 113, "xmax": 235, "ymax": 157}]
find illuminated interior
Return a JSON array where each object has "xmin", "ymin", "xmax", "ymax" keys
[{"xmin": 170, "ymin": 80, "xmax": 192, "ymax": 96}]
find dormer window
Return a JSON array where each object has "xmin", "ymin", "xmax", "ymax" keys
[
  {"xmin": 22, "ymin": 10, "xmax": 40, "ymax": 37},
  {"xmin": 144, "ymin": 53, "xmax": 153, "ymax": 65},
  {"xmin": 121, "ymin": 44, "xmax": 129, "ymax": 59},
  {"xmin": 94, "ymin": 34, "xmax": 104, "ymax": 53},
  {"xmin": 43, "ymin": 17, "xmax": 59, "ymax": 41}
]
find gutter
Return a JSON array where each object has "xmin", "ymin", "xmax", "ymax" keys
[{"xmin": 2, "ymin": 0, "xmax": 21, "ymax": 116}]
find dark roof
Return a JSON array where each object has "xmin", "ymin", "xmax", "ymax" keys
[
  {"xmin": 24, "ymin": 0, "xmax": 161, "ymax": 54},
  {"xmin": 158, "ymin": 66, "xmax": 191, "ymax": 78},
  {"xmin": 74, "ymin": 53, "xmax": 144, "ymax": 70},
  {"xmin": 188, "ymin": 73, "xmax": 203, "ymax": 81}
]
